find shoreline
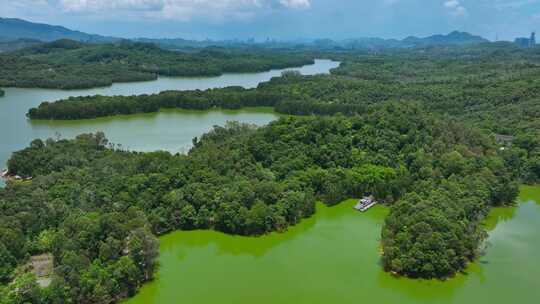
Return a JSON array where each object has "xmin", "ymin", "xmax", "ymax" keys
[
  {"xmin": 0, "ymin": 59, "xmax": 326, "ymax": 92},
  {"xmin": 0, "ymin": 169, "xmax": 30, "ymax": 182}
]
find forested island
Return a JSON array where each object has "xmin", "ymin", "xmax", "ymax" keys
[
  {"xmin": 2, "ymin": 41, "xmax": 540, "ymax": 303},
  {"xmin": 0, "ymin": 39, "xmax": 314, "ymax": 89}
]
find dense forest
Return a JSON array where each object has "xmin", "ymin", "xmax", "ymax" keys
[
  {"xmin": 0, "ymin": 38, "xmax": 42, "ymax": 53},
  {"xmin": 29, "ymin": 43, "xmax": 540, "ymax": 135},
  {"xmin": 0, "ymin": 39, "xmax": 314, "ymax": 89},
  {"xmin": 28, "ymin": 44, "xmax": 540, "ymax": 182},
  {"xmin": 1, "ymin": 102, "xmax": 518, "ymax": 302},
  {"xmin": 3, "ymin": 42, "xmax": 540, "ymax": 303}
]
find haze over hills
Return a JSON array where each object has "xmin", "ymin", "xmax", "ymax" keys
[
  {"xmin": 0, "ymin": 17, "xmax": 118, "ymax": 43},
  {"xmin": 311, "ymin": 31, "xmax": 489, "ymax": 50},
  {"xmin": 1, "ymin": 16, "xmax": 489, "ymax": 50},
  {"xmin": 402, "ymin": 31, "xmax": 489, "ymax": 47}
]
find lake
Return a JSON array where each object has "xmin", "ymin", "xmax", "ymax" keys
[
  {"xmin": 2, "ymin": 58, "xmax": 539, "ymax": 303},
  {"xmin": 0, "ymin": 59, "xmax": 340, "ymax": 187},
  {"xmin": 125, "ymin": 186, "xmax": 540, "ymax": 304}
]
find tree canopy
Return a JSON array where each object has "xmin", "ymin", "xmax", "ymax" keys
[
  {"xmin": 28, "ymin": 44, "xmax": 540, "ymax": 183},
  {"xmin": 0, "ymin": 40, "xmax": 314, "ymax": 89},
  {"xmin": 1, "ymin": 43, "xmax": 534, "ymax": 303},
  {"xmin": 29, "ymin": 43, "xmax": 540, "ymax": 136},
  {"xmin": 1, "ymin": 101, "xmax": 519, "ymax": 303}
]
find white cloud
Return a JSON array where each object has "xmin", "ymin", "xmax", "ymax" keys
[
  {"xmin": 443, "ymin": 0, "xmax": 466, "ymax": 16},
  {"xmin": 444, "ymin": 0, "xmax": 459, "ymax": 9},
  {"xmin": 57, "ymin": 0, "xmax": 164, "ymax": 12},
  {"xmin": 52, "ymin": 0, "xmax": 311, "ymax": 18},
  {"xmin": 279, "ymin": 0, "xmax": 310, "ymax": 9}
]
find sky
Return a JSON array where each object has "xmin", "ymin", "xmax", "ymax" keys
[{"xmin": 1, "ymin": 0, "xmax": 540, "ymax": 41}]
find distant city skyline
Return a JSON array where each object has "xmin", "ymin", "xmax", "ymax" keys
[{"xmin": 1, "ymin": 0, "xmax": 539, "ymax": 41}]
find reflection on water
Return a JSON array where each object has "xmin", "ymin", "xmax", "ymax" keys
[
  {"xmin": 483, "ymin": 204, "xmax": 518, "ymax": 231},
  {"xmin": 125, "ymin": 188, "xmax": 540, "ymax": 304},
  {"xmin": 29, "ymin": 108, "xmax": 279, "ymax": 155},
  {"xmin": 0, "ymin": 60, "xmax": 340, "ymax": 170}
]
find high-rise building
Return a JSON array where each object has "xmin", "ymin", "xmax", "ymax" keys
[
  {"xmin": 514, "ymin": 32, "xmax": 537, "ymax": 48},
  {"xmin": 515, "ymin": 37, "xmax": 530, "ymax": 48}
]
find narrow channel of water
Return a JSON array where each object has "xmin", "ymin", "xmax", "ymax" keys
[
  {"xmin": 0, "ymin": 59, "xmax": 340, "ymax": 187},
  {"xmin": 125, "ymin": 186, "xmax": 540, "ymax": 304}
]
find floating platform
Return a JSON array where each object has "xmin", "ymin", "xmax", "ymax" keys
[{"xmin": 354, "ymin": 196, "xmax": 377, "ymax": 212}]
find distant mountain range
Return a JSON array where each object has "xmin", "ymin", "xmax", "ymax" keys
[
  {"xmin": 0, "ymin": 17, "xmax": 489, "ymax": 51},
  {"xmin": 312, "ymin": 31, "xmax": 489, "ymax": 50},
  {"xmin": 402, "ymin": 31, "xmax": 489, "ymax": 47},
  {"xmin": 0, "ymin": 17, "xmax": 118, "ymax": 43}
]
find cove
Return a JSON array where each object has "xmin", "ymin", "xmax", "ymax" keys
[
  {"xmin": 0, "ymin": 59, "xmax": 340, "ymax": 187},
  {"xmin": 125, "ymin": 186, "xmax": 540, "ymax": 304}
]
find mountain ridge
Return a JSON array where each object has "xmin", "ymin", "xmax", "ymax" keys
[
  {"xmin": 0, "ymin": 17, "xmax": 489, "ymax": 50},
  {"xmin": 0, "ymin": 17, "xmax": 119, "ymax": 43}
]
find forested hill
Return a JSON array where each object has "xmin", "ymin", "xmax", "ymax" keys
[
  {"xmin": 0, "ymin": 17, "xmax": 489, "ymax": 51},
  {"xmin": 1, "ymin": 102, "xmax": 518, "ymax": 302},
  {"xmin": 0, "ymin": 38, "xmax": 42, "ymax": 53},
  {"xmin": 0, "ymin": 40, "xmax": 314, "ymax": 89},
  {"xmin": 312, "ymin": 31, "xmax": 489, "ymax": 50},
  {"xmin": 401, "ymin": 31, "xmax": 488, "ymax": 47},
  {"xmin": 0, "ymin": 17, "xmax": 118, "ymax": 43}
]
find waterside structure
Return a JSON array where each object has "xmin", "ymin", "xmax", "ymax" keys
[
  {"xmin": 0, "ymin": 169, "xmax": 28, "ymax": 182},
  {"xmin": 354, "ymin": 196, "xmax": 377, "ymax": 212}
]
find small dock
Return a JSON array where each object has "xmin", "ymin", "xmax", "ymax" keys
[
  {"xmin": 354, "ymin": 196, "xmax": 377, "ymax": 212},
  {"xmin": 0, "ymin": 169, "xmax": 28, "ymax": 182},
  {"xmin": 0, "ymin": 169, "xmax": 9, "ymax": 181}
]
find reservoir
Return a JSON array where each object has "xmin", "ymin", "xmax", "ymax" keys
[
  {"xmin": 125, "ymin": 186, "xmax": 540, "ymax": 304},
  {"xmin": 2, "ymin": 58, "xmax": 539, "ymax": 303},
  {"xmin": 0, "ymin": 59, "xmax": 339, "ymax": 186}
]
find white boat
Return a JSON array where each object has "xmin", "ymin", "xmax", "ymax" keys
[{"xmin": 354, "ymin": 196, "xmax": 377, "ymax": 212}]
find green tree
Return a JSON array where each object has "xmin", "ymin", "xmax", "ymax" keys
[
  {"xmin": 127, "ymin": 229, "xmax": 159, "ymax": 281},
  {"xmin": 1, "ymin": 273, "xmax": 41, "ymax": 304}
]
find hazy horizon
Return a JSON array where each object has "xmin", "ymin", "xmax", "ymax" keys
[{"xmin": 1, "ymin": 1, "xmax": 539, "ymax": 41}]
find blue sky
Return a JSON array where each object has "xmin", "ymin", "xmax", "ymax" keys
[{"xmin": 1, "ymin": 0, "xmax": 540, "ymax": 40}]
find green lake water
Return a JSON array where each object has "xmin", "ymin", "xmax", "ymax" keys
[
  {"xmin": 0, "ymin": 59, "xmax": 339, "ymax": 187},
  {"xmin": 125, "ymin": 186, "xmax": 540, "ymax": 304}
]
